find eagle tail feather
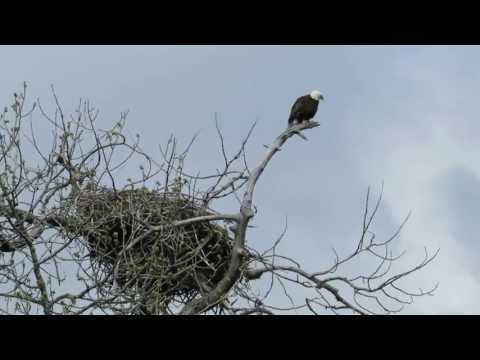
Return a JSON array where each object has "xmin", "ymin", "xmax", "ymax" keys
[{"xmin": 287, "ymin": 116, "xmax": 295, "ymax": 129}]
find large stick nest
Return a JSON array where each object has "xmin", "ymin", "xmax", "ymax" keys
[{"xmin": 66, "ymin": 184, "xmax": 239, "ymax": 314}]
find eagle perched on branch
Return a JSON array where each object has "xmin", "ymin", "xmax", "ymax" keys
[{"xmin": 288, "ymin": 90, "xmax": 324, "ymax": 128}]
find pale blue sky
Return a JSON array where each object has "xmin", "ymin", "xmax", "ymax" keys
[{"xmin": 1, "ymin": 45, "xmax": 479, "ymax": 314}]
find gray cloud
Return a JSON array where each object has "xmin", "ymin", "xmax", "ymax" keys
[{"xmin": 432, "ymin": 167, "xmax": 480, "ymax": 274}]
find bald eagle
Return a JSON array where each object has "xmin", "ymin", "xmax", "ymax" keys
[{"xmin": 288, "ymin": 90, "xmax": 324, "ymax": 128}]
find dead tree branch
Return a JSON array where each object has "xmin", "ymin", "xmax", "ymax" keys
[{"xmin": 0, "ymin": 85, "xmax": 437, "ymax": 315}]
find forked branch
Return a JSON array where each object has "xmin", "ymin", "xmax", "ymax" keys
[{"xmin": 179, "ymin": 121, "xmax": 320, "ymax": 314}]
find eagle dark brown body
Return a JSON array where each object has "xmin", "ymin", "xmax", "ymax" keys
[{"xmin": 287, "ymin": 90, "xmax": 324, "ymax": 127}]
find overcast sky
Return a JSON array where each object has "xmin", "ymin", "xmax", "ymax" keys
[{"xmin": 0, "ymin": 45, "xmax": 478, "ymax": 314}]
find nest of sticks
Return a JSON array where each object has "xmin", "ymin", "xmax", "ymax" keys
[{"xmin": 68, "ymin": 184, "xmax": 239, "ymax": 313}]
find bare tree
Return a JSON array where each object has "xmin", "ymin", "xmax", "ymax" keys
[{"xmin": 0, "ymin": 84, "xmax": 438, "ymax": 315}]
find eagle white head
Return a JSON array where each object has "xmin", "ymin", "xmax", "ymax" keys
[{"xmin": 310, "ymin": 90, "xmax": 324, "ymax": 101}]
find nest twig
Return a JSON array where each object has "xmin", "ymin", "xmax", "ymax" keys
[{"xmin": 65, "ymin": 184, "xmax": 240, "ymax": 314}]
